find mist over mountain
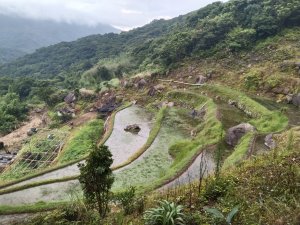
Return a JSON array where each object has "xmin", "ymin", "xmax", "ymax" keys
[{"xmin": 0, "ymin": 14, "xmax": 119, "ymax": 64}]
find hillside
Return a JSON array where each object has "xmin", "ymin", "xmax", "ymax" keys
[
  {"xmin": 0, "ymin": 14, "xmax": 119, "ymax": 64},
  {"xmin": 0, "ymin": 0, "xmax": 299, "ymax": 224},
  {"xmin": 0, "ymin": 0, "xmax": 299, "ymax": 79}
]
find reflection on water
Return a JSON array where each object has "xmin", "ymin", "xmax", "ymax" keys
[
  {"xmin": 159, "ymin": 150, "xmax": 215, "ymax": 191},
  {"xmin": 106, "ymin": 105, "xmax": 152, "ymax": 167},
  {"xmin": 0, "ymin": 106, "xmax": 152, "ymax": 200}
]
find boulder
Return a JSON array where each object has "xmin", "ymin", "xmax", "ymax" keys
[
  {"xmin": 292, "ymin": 93, "xmax": 300, "ymax": 107},
  {"xmin": 226, "ymin": 123, "xmax": 255, "ymax": 146},
  {"xmin": 124, "ymin": 124, "xmax": 141, "ymax": 134},
  {"xmin": 148, "ymin": 87, "xmax": 157, "ymax": 96},
  {"xmin": 264, "ymin": 134, "xmax": 276, "ymax": 149},
  {"xmin": 27, "ymin": 128, "xmax": 38, "ymax": 136},
  {"xmin": 195, "ymin": 75, "xmax": 207, "ymax": 84},
  {"xmin": 97, "ymin": 96, "xmax": 119, "ymax": 116},
  {"xmin": 64, "ymin": 92, "xmax": 76, "ymax": 104},
  {"xmin": 136, "ymin": 79, "xmax": 147, "ymax": 89}
]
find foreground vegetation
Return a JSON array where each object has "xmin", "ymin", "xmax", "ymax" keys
[{"xmin": 21, "ymin": 126, "xmax": 299, "ymax": 225}]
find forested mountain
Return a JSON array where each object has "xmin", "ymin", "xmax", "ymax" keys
[
  {"xmin": 0, "ymin": 1, "xmax": 299, "ymax": 224},
  {"xmin": 0, "ymin": 14, "xmax": 119, "ymax": 64},
  {"xmin": 0, "ymin": 0, "xmax": 299, "ymax": 79}
]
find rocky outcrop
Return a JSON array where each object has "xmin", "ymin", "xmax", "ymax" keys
[
  {"xmin": 292, "ymin": 93, "xmax": 300, "ymax": 107},
  {"xmin": 226, "ymin": 123, "xmax": 255, "ymax": 146},
  {"xmin": 264, "ymin": 134, "xmax": 276, "ymax": 149},
  {"xmin": 124, "ymin": 124, "xmax": 141, "ymax": 134}
]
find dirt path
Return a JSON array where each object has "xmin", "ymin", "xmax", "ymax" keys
[
  {"xmin": 67, "ymin": 112, "xmax": 97, "ymax": 127},
  {"xmin": 0, "ymin": 113, "xmax": 45, "ymax": 151}
]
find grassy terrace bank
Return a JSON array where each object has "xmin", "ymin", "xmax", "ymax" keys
[
  {"xmin": 0, "ymin": 201, "xmax": 68, "ymax": 215},
  {"xmin": 57, "ymin": 119, "xmax": 104, "ymax": 163},
  {"xmin": 149, "ymin": 91, "xmax": 222, "ymax": 190},
  {"xmin": 0, "ymin": 103, "xmax": 132, "ymax": 189},
  {"xmin": 195, "ymin": 84, "xmax": 288, "ymax": 133},
  {"xmin": 222, "ymin": 132, "xmax": 255, "ymax": 170}
]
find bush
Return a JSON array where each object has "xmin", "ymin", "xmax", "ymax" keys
[
  {"xmin": 203, "ymin": 177, "xmax": 234, "ymax": 202},
  {"xmin": 144, "ymin": 200, "xmax": 185, "ymax": 225},
  {"xmin": 114, "ymin": 186, "xmax": 136, "ymax": 215}
]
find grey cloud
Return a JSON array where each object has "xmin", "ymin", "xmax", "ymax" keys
[{"xmin": 0, "ymin": 0, "xmax": 224, "ymax": 30}]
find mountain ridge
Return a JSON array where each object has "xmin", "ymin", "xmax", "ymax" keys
[{"xmin": 0, "ymin": 14, "xmax": 119, "ymax": 64}]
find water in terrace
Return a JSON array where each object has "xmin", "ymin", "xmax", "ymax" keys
[{"xmin": 0, "ymin": 105, "xmax": 152, "ymax": 191}]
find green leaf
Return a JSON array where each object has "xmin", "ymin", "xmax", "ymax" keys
[
  {"xmin": 203, "ymin": 207, "xmax": 225, "ymax": 219},
  {"xmin": 226, "ymin": 206, "xmax": 239, "ymax": 224}
]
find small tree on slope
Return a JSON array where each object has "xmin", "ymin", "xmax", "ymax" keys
[{"xmin": 78, "ymin": 144, "xmax": 114, "ymax": 218}]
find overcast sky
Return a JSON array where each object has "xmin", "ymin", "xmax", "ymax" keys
[{"xmin": 0, "ymin": 0, "xmax": 223, "ymax": 30}]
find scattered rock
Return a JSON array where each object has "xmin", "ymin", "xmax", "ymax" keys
[
  {"xmin": 34, "ymin": 108, "xmax": 43, "ymax": 113},
  {"xmin": 154, "ymin": 84, "xmax": 165, "ymax": 91},
  {"xmin": 57, "ymin": 107, "xmax": 75, "ymax": 118},
  {"xmin": 124, "ymin": 124, "xmax": 141, "ymax": 134},
  {"xmin": 148, "ymin": 87, "xmax": 157, "ymax": 96},
  {"xmin": 195, "ymin": 75, "xmax": 208, "ymax": 84},
  {"xmin": 272, "ymin": 87, "xmax": 283, "ymax": 95},
  {"xmin": 295, "ymin": 62, "xmax": 300, "ymax": 68},
  {"xmin": 206, "ymin": 72, "xmax": 213, "ymax": 79},
  {"xmin": 215, "ymin": 96, "xmax": 221, "ymax": 100},
  {"xmin": 27, "ymin": 128, "xmax": 38, "ymax": 136},
  {"xmin": 228, "ymin": 99, "xmax": 238, "ymax": 107},
  {"xmin": 47, "ymin": 134, "xmax": 55, "ymax": 140},
  {"xmin": 190, "ymin": 108, "xmax": 206, "ymax": 119},
  {"xmin": 167, "ymin": 102, "xmax": 174, "ymax": 107},
  {"xmin": 264, "ymin": 134, "xmax": 276, "ymax": 149},
  {"xmin": 64, "ymin": 92, "xmax": 76, "ymax": 104},
  {"xmin": 286, "ymin": 94, "xmax": 293, "ymax": 104},
  {"xmin": 136, "ymin": 79, "xmax": 147, "ymax": 89},
  {"xmin": 226, "ymin": 123, "xmax": 256, "ymax": 146},
  {"xmin": 292, "ymin": 93, "xmax": 300, "ymax": 107}
]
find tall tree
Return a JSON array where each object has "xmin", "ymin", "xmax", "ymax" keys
[{"xmin": 78, "ymin": 145, "xmax": 114, "ymax": 218}]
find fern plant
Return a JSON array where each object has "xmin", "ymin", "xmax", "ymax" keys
[
  {"xmin": 204, "ymin": 206, "xmax": 239, "ymax": 225},
  {"xmin": 143, "ymin": 200, "xmax": 185, "ymax": 225}
]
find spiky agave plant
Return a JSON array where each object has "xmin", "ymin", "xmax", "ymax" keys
[{"xmin": 144, "ymin": 200, "xmax": 185, "ymax": 225}]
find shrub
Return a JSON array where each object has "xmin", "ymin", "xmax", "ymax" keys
[
  {"xmin": 114, "ymin": 186, "xmax": 136, "ymax": 215},
  {"xmin": 143, "ymin": 200, "xmax": 185, "ymax": 225},
  {"xmin": 203, "ymin": 177, "xmax": 234, "ymax": 201}
]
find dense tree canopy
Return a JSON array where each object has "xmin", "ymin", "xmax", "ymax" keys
[{"xmin": 0, "ymin": 0, "xmax": 298, "ymax": 85}]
